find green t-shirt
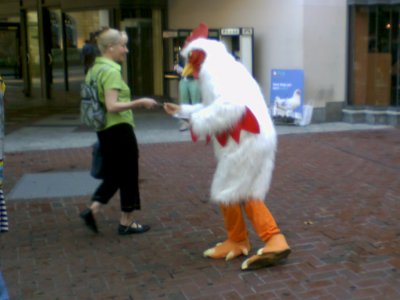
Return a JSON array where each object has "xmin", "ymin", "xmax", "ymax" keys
[{"xmin": 86, "ymin": 57, "xmax": 134, "ymax": 130}]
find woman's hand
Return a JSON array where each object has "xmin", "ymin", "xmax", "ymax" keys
[
  {"xmin": 138, "ymin": 97, "xmax": 158, "ymax": 109},
  {"xmin": 163, "ymin": 102, "xmax": 181, "ymax": 115}
]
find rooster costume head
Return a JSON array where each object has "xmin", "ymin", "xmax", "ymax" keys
[
  {"xmin": 181, "ymin": 23, "xmax": 210, "ymax": 79},
  {"xmin": 180, "ymin": 23, "xmax": 260, "ymax": 108}
]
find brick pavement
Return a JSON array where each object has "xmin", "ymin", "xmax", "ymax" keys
[{"xmin": 0, "ymin": 128, "xmax": 399, "ymax": 300}]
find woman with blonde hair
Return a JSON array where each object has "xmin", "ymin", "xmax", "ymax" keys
[{"xmin": 80, "ymin": 27, "xmax": 158, "ymax": 235}]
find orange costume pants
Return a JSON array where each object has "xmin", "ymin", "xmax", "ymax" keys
[{"xmin": 221, "ymin": 200, "xmax": 280, "ymax": 243}]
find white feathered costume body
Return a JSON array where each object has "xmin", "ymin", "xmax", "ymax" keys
[
  {"xmin": 168, "ymin": 24, "xmax": 290, "ymax": 270},
  {"xmin": 178, "ymin": 38, "xmax": 276, "ymax": 205}
]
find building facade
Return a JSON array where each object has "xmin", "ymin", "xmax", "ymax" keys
[
  {"xmin": 0, "ymin": 0, "xmax": 167, "ymax": 99},
  {"xmin": 0, "ymin": 0, "xmax": 399, "ymax": 124}
]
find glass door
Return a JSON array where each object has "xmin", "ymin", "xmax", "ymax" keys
[
  {"xmin": 38, "ymin": 8, "xmax": 67, "ymax": 99},
  {"xmin": 66, "ymin": 10, "xmax": 110, "ymax": 93},
  {"xmin": 26, "ymin": 11, "xmax": 41, "ymax": 96},
  {"xmin": 125, "ymin": 19, "xmax": 154, "ymax": 96},
  {"xmin": 47, "ymin": 9, "xmax": 66, "ymax": 96},
  {"xmin": 0, "ymin": 23, "xmax": 21, "ymax": 79}
]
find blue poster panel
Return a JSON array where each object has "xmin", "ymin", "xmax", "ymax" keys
[{"xmin": 270, "ymin": 69, "xmax": 304, "ymax": 122}]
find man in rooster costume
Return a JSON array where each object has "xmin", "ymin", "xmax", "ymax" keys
[{"xmin": 164, "ymin": 23, "xmax": 291, "ymax": 270}]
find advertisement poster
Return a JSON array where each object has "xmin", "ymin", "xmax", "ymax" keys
[{"xmin": 270, "ymin": 69, "xmax": 304, "ymax": 123}]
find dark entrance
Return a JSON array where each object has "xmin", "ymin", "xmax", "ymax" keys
[
  {"xmin": 0, "ymin": 23, "xmax": 21, "ymax": 79},
  {"xmin": 126, "ymin": 20, "xmax": 154, "ymax": 96}
]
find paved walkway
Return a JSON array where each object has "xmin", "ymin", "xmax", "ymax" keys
[
  {"xmin": 3, "ymin": 106, "xmax": 392, "ymax": 152},
  {"xmin": 0, "ymin": 94, "xmax": 399, "ymax": 299}
]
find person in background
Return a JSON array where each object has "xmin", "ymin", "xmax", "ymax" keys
[
  {"xmin": 81, "ymin": 32, "xmax": 100, "ymax": 74},
  {"xmin": 174, "ymin": 53, "xmax": 201, "ymax": 131},
  {"xmin": 79, "ymin": 27, "xmax": 158, "ymax": 235}
]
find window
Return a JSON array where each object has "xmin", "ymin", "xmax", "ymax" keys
[{"xmin": 349, "ymin": 5, "xmax": 400, "ymax": 107}]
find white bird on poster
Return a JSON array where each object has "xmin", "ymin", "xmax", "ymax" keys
[{"xmin": 274, "ymin": 89, "xmax": 301, "ymax": 115}]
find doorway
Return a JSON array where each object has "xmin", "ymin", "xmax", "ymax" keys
[
  {"xmin": 26, "ymin": 11, "xmax": 41, "ymax": 96},
  {"xmin": 24, "ymin": 9, "xmax": 66, "ymax": 99},
  {"xmin": 43, "ymin": 8, "xmax": 67, "ymax": 98},
  {"xmin": 0, "ymin": 23, "xmax": 21, "ymax": 79},
  {"xmin": 349, "ymin": 5, "xmax": 400, "ymax": 107},
  {"xmin": 66, "ymin": 10, "xmax": 110, "ymax": 93},
  {"xmin": 124, "ymin": 19, "xmax": 154, "ymax": 96}
]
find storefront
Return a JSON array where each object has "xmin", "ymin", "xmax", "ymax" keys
[
  {"xmin": 346, "ymin": 0, "xmax": 400, "ymax": 124},
  {"xmin": 0, "ymin": 0, "xmax": 167, "ymax": 99}
]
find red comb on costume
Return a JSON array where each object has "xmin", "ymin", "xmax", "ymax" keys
[{"xmin": 184, "ymin": 23, "xmax": 209, "ymax": 48}]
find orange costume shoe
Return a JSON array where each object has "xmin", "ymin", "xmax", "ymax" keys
[
  {"xmin": 241, "ymin": 233, "xmax": 291, "ymax": 271},
  {"xmin": 203, "ymin": 239, "xmax": 250, "ymax": 261},
  {"xmin": 204, "ymin": 203, "xmax": 250, "ymax": 260},
  {"xmin": 204, "ymin": 200, "xmax": 291, "ymax": 270}
]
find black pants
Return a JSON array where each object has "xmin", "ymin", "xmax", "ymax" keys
[{"xmin": 92, "ymin": 123, "xmax": 140, "ymax": 212}]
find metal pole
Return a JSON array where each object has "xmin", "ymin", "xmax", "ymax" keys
[
  {"xmin": 37, "ymin": 0, "xmax": 51, "ymax": 99},
  {"xmin": 0, "ymin": 75, "xmax": 8, "ymax": 233},
  {"xmin": 61, "ymin": 12, "xmax": 69, "ymax": 91}
]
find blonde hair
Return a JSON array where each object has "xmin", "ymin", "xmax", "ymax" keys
[{"xmin": 97, "ymin": 28, "xmax": 128, "ymax": 54}]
